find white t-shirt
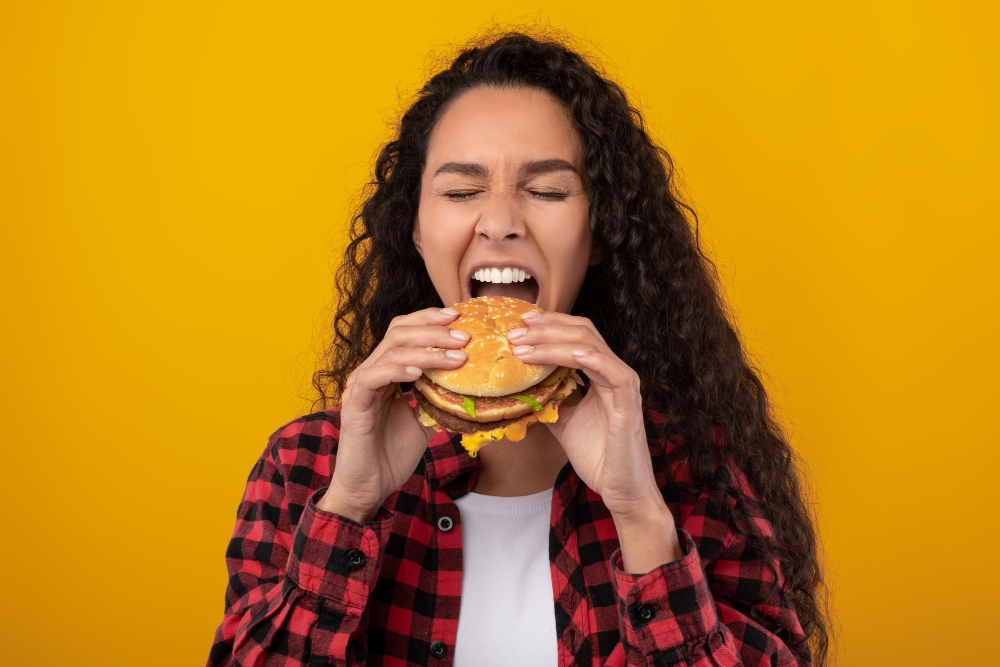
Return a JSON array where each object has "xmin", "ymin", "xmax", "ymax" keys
[{"xmin": 452, "ymin": 487, "xmax": 558, "ymax": 667}]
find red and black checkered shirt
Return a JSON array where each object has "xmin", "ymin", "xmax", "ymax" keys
[{"xmin": 206, "ymin": 380, "xmax": 810, "ymax": 666}]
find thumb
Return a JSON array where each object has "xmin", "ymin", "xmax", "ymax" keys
[{"xmin": 544, "ymin": 399, "xmax": 578, "ymax": 442}]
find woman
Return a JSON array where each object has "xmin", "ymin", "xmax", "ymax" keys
[{"xmin": 207, "ymin": 30, "xmax": 831, "ymax": 666}]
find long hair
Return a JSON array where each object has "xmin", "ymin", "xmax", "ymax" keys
[{"xmin": 311, "ymin": 27, "xmax": 832, "ymax": 665}]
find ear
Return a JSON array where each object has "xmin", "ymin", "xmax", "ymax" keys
[
  {"xmin": 412, "ymin": 216, "xmax": 423, "ymax": 256},
  {"xmin": 588, "ymin": 242, "xmax": 603, "ymax": 266}
]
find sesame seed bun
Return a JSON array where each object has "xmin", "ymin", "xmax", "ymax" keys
[{"xmin": 423, "ymin": 295, "xmax": 556, "ymax": 396}]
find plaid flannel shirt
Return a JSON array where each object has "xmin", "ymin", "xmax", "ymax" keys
[{"xmin": 206, "ymin": 378, "xmax": 810, "ymax": 666}]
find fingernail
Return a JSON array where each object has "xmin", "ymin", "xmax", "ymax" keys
[
  {"xmin": 440, "ymin": 307, "xmax": 459, "ymax": 316},
  {"xmin": 521, "ymin": 311, "xmax": 540, "ymax": 320},
  {"xmin": 450, "ymin": 329, "xmax": 471, "ymax": 340},
  {"xmin": 572, "ymin": 348, "xmax": 588, "ymax": 357},
  {"xmin": 512, "ymin": 345, "xmax": 533, "ymax": 355},
  {"xmin": 507, "ymin": 327, "xmax": 526, "ymax": 340},
  {"xmin": 445, "ymin": 349, "xmax": 467, "ymax": 360}
]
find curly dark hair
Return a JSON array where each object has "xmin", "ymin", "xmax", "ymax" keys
[{"xmin": 310, "ymin": 26, "xmax": 833, "ymax": 665}]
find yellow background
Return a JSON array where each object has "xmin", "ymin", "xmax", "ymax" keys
[{"xmin": 2, "ymin": 2, "xmax": 996, "ymax": 665}]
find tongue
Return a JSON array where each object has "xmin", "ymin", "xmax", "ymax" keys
[{"xmin": 474, "ymin": 277, "xmax": 538, "ymax": 303}]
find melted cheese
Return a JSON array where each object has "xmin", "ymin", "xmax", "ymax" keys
[
  {"xmin": 503, "ymin": 418, "xmax": 528, "ymax": 441},
  {"xmin": 419, "ymin": 380, "xmax": 575, "ymax": 457},
  {"xmin": 459, "ymin": 402, "xmax": 560, "ymax": 456},
  {"xmin": 535, "ymin": 400, "xmax": 560, "ymax": 423},
  {"xmin": 461, "ymin": 427, "xmax": 506, "ymax": 457},
  {"xmin": 417, "ymin": 407, "xmax": 444, "ymax": 432}
]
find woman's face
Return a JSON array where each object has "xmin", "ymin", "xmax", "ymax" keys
[{"xmin": 413, "ymin": 85, "xmax": 599, "ymax": 313}]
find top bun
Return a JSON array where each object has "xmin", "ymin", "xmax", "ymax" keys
[{"xmin": 424, "ymin": 295, "xmax": 556, "ymax": 396}]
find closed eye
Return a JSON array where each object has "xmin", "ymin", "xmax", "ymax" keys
[
  {"xmin": 443, "ymin": 191, "xmax": 481, "ymax": 200},
  {"xmin": 442, "ymin": 190, "xmax": 569, "ymax": 200},
  {"xmin": 528, "ymin": 190, "xmax": 568, "ymax": 200}
]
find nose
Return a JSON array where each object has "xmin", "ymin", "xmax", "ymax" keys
[{"xmin": 474, "ymin": 193, "xmax": 526, "ymax": 243}]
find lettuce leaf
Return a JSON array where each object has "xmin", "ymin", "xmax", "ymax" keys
[
  {"xmin": 511, "ymin": 393, "xmax": 544, "ymax": 411},
  {"xmin": 460, "ymin": 394, "xmax": 476, "ymax": 418}
]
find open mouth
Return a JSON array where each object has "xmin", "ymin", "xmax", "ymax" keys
[{"xmin": 468, "ymin": 271, "xmax": 540, "ymax": 305}]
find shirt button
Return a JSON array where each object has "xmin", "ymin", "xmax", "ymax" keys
[
  {"xmin": 429, "ymin": 640, "xmax": 447, "ymax": 658},
  {"xmin": 637, "ymin": 603, "xmax": 655, "ymax": 621},
  {"xmin": 437, "ymin": 515, "xmax": 454, "ymax": 532},
  {"xmin": 346, "ymin": 549, "xmax": 366, "ymax": 570}
]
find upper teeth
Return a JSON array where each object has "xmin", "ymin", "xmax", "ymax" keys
[{"xmin": 474, "ymin": 267, "xmax": 532, "ymax": 283}]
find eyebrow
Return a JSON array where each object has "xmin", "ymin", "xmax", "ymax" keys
[{"xmin": 432, "ymin": 158, "xmax": 580, "ymax": 179}]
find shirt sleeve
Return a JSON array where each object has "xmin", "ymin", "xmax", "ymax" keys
[
  {"xmin": 607, "ymin": 485, "xmax": 810, "ymax": 666},
  {"xmin": 205, "ymin": 423, "xmax": 394, "ymax": 666}
]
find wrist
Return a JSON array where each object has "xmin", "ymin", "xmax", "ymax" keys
[
  {"xmin": 611, "ymin": 495, "xmax": 685, "ymax": 573},
  {"xmin": 609, "ymin": 492, "xmax": 671, "ymax": 532},
  {"xmin": 317, "ymin": 483, "xmax": 381, "ymax": 523}
]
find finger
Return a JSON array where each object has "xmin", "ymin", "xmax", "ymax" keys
[
  {"xmin": 518, "ymin": 310, "xmax": 608, "ymax": 346},
  {"xmin": 505, "ymin": 321, "xmax": 610, "ymax": 354},
  {"xmin": 361, "ymin": 307, "xmax": 462, "ymax": 369},
  {"xmin": 569, "ymin": 349, "xmax": 642, "ymax": 414},
  {"xmin": 368, "ymin": 327, "xmax": 470, "ymax": 377},
  {"xmin": 381, "ymin": 345, "xmax": 469, "ymax": 371},
  {"xmin": 346, "ymin": 363, "xmax": 423, "ymax": 413},
  {"xmin": 512, "ymin": 343, "xmax": 634, "ymax": 392},
  {"xmin": 346, "ymin": 345, "xmax": 468, "ymax": 413},
  {"xmin": 395, "ymin": 306, "xmax": 461, "ymax": 327},
  {"xmin": 384, "ymin": 323, "xmax": 472, "ymax": 352}
]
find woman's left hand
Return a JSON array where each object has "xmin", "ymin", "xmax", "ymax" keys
[{"xmin": 507, "ymin": 310, "xmax": 672, "ymax": 525}]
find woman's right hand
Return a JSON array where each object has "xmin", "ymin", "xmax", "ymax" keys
[{"xmin": 317, "ymin": 306, "xmax": 470, "ymax": 522}]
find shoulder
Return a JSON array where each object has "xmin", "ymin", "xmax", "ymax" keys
[
  {"xmin": 643, "ymin": 412, "xmax": 769, "ymax": 561},
  {"xmin": 257, "ymin": 407, "xmax": 342, "ymax": 474},
  {"xmin": 238, "ymin": 408, "xmax": 345, "ymax": 521}
]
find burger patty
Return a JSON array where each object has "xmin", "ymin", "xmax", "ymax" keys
[
  {"xmin": 415, "ymin": 366, "xmax": 569, "ymax": 421},
  {"xmin": 413, "ymin": 386, "xmax": 529, "ymax": 433}
]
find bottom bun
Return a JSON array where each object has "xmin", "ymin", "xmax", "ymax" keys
[{"xmin": 415, "ymin": 369, "xmax": 584, "ymax": 456}]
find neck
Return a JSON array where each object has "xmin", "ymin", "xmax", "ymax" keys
[{"xmin": 470, "ymin": 388, "xmax": 582, "ymax": 496}]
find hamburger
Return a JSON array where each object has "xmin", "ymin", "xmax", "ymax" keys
[{"xmin": 412, "ymin": 295, "xmax": 584, "ymax": 456}]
